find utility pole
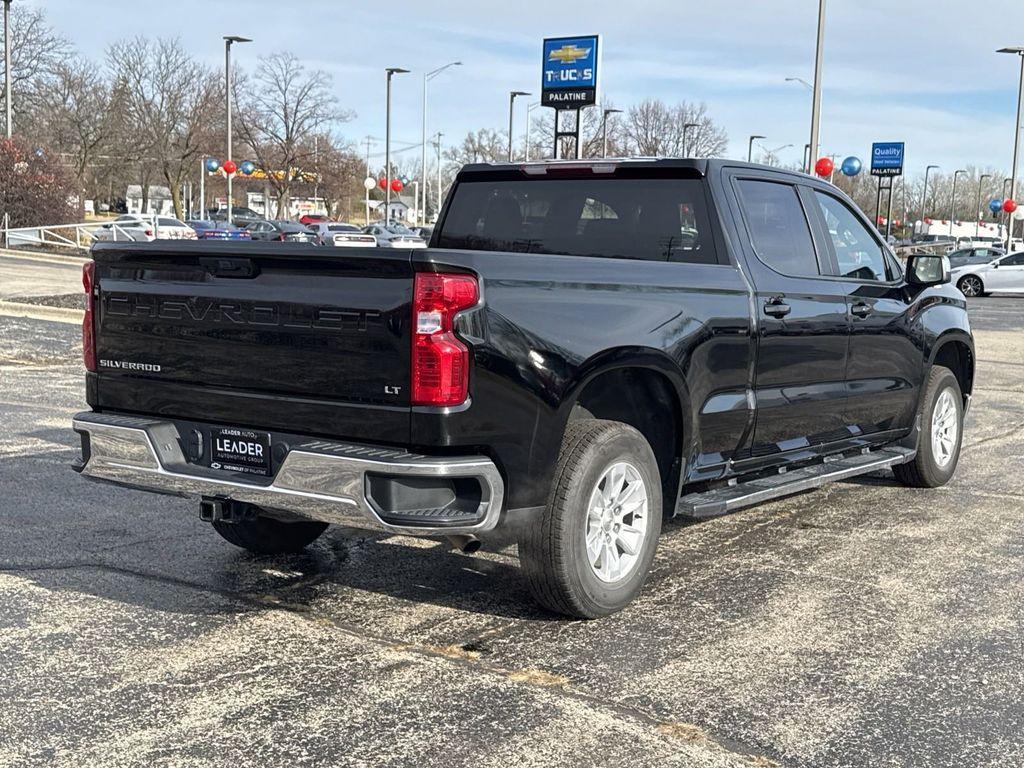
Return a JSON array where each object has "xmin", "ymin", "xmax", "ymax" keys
[
  {"xmin": 508, "ymin": 91, "xmax": 530, "ymax": 161},
  {"xmin": 602, "ymin": 108, "xmax": 622, "ymax": 158},
  {"xmin": 748, "ymin": 135, "xmax": 765, "ymax": 163},
  {"xmin": 364, "ymin": 136, "xmax": 373, "ymax": 226},
  {"xmin": 435, "ymin": 131, "xmax": 443, "ymax": 218},
  {"xmin": 808, "ymin": 0, "xmax": 827, "ymax": 175},
  {"xmin": 385, "ymin": 67, "xmax": 409, "ymax": 225},
  {"xmin": 997, "ymin": 47, "xmax": 1024, "ymax": 249},
  {"xmin": 223, "ymin": 35, "xmax": 251, "ymax": 226},
  {"xmin": 976, "ymin": 173, "xmax": 991, "ymax": 237},
  {"xmin": 420, "ymin": 62, "xmax": 460, "ymax": 226},
  {"xmin": 921, "ymin": 164, "xmax": 939, "ymax": 224}
]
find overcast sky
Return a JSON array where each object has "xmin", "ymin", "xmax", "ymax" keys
[{"xmin": 26, "ymin": 0, "xmax": 1024, "ymax": 175}]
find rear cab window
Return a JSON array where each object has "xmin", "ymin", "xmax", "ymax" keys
[
  {"xmin": 436, "ymin": 172, "xmax": 722, "ymax": 264},
  {"xmin": 735, "ymin": 179, "xmax": 821, "ymax": 277}
]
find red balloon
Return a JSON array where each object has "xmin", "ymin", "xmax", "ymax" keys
[
  {"xmin": 222, "ymin": 159, "xmax": 237, "ymax": 175},
  {"xmin": 378, "ymin": 177, "xmax": 387, "ymax": 189},
  {"xmin": 814, "ymin": 157, "xmax": 834, "ymax": 177},
  {"xmin": 1003, "ymin": 198, "xmax": 1018, "ymax": 214},
  {"xmin": 391, "ymin": 179, "xmax": 403, "ymax": 193}
]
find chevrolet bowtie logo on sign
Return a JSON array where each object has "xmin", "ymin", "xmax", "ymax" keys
[
  {"xmin": 541, "ymin": 35, "xmax": 600, "ymax": 108},
  {"xmin": 548, "ymin": 44, "xmax": 591, "ymax": 65}
]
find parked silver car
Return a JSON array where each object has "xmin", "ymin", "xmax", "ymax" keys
[{"xmin": 362, "ymin": 223, "xmax": 427, "ymax": 249}]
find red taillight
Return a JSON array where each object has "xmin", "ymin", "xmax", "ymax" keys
[
  {"xmin": 411, "ymin": 272, "xmax": 479, "ymax": 406},
  {"xmin": 82, "ymin": 262, "xmax": 96, "ymax": 372}
]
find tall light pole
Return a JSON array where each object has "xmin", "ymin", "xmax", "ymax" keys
[
  {"xmin": 223, "ymin": 35, "xmax": 251, "ymax": 225},
  {"xmin": 921, "ymin": 164, "xmax": 939, "ymax": 225},
  {"xmin": 435, "ymin": 131, "xmax": 443, "ymax": 217},
  {"xmin": 420, "ymin": 61, "xmax": 460, "ymax": 226},
  {"xmin": 748, "ymin": 135, "xmax": 765, "ymax": 163},
  {"xmin": 385, "ymin": 67, "xmax": 409, "ymax": 224},
  {"xmin": 3, "ymin": 0, "xmax": 11, "ymax": 139},
  {"xmin": 997, "ymin": 47, "xmax": 1024, "ymax": 249},
  {"xmin": 949, "ymin": 169, "xmax": 966, "ymax": 237},
  {"xmin": 508, "ymin": 90, "xmax": 530, "ymax": 161},
  {"xmin": 976, "ymin": 173, "xmax": 992, "ymax": 237},
  {"xmin": 602, "ymin": 108, "xmax": 622, "ymax": 158},
  {"xmin": 807, "ymin": 0, "xmax": 827, "ymax": 175},
  {"xmin": 682, "ymin": 122, "xmax": 698, "ymax": 158}
]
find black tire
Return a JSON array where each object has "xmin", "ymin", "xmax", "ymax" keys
[
  {"xmin": 957, "ymin": 275, "xmax": 984, "ymax": 298},
  {"xmin": 893, "ymin": 365, "xmax": 963, "ymax": 488},
  {"xmin": 212, "ymin": 515, "xmax": 329, "ymax": 555},
  {"xmin": 518, "ymin": 419, "xmax": 663, "ymax": 619}
]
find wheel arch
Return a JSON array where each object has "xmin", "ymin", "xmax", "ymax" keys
[
  {"xmin": 556, "ymin": 348, "xmax": 692, "ymax": 514},
  {"xmin": 929, "ymin": 331, "xmax": 975, "ymax": 401}
]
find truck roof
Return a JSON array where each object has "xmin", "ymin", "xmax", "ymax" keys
[{"xmin": 456, "ymin": 157, "xmax": 813, "ymax": 182}]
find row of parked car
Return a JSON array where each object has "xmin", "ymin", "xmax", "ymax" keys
[{"xmin": 91, "ymin": 212, "xmax": 434, "ymax": 249}]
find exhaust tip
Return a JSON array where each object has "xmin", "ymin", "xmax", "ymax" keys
[{"xmin": 446, "ymin": 534, "xmax": 482, "ymax": 554}]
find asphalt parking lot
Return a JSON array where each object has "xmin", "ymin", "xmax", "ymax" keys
[{"xmin": 1, "ymin": 258, "xmax": 1022, "ymax": 767}]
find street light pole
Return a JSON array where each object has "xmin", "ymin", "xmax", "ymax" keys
[
  {"xmin": 682, "ymin": 122, "xmax": 698, "ymax": 158},
  {"xmin": 385, "ymin": 67, "xmax": 409, "ymax": 225},
  {"xmin": 223, "ymin": 35, "xmax": 251, "ymax": 226},
  {"xmin": 420, "ymin": 61, "xmax": 460, "ymax": 227},
  {"xmin": 950, "ymin": 169, "xmax": 966, "ymax": 238},
  {"xmin": 748, "ymin": 135, "xmax": 765, "ymax": 163},
  {"xmin": 508, "ymin": 91, "xmax": 529, "ymax": 161},
  {"xmin": 435, "ymin": 131, "xmax": 443, "ymax": 217},
  {"xmin": 602, "ymin": 108, "xmax": 622, "ymax": 158},
  {"xmin": 808, "ymin": 0, "xmax": 827, "ymax": 175},
  {"xmin": 921, "ymin": 164, "xmax": 939, "ymax": 225},
  {"xmin": 997, "ymin": 47, "xmax": 1024, "ymax": 249},
  {"xmin": 3, "ymin": 0, "xmax": 11, "ymax": 139},
  {"xmin": 976, "ymin": 173, "xmax": 991, "ymax": 237}
]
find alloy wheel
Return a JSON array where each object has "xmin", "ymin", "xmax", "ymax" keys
[
  {"xmin": 931, "ymin": 388, "xmax": 959, "ymax": 469},
  {"xmin": 584, "ymin": 462, "xmax": 649, "ymax": 584}
]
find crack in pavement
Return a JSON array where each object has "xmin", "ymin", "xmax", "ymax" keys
[{"xmin": 0, "ymin": 558, "xmax": 781, "ymax": 767}]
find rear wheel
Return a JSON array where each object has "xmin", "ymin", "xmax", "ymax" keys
[
  {"xmin": 894, "ymin": 365, "xmax": 963, "ymax": 488},
  {"xmin": 212, "ymin": 515, "xmax": 329, "ymax": 555},
  {"xmin": 957, "ymin": 274, "xmax": 984, "ymax": 297},
  {"xmin": 518, "ymin": 419, "xmax": 663, "ymax": 619}
]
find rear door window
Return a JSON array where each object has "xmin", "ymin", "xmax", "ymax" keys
[
  {"xmin": 436, "ymin": 176, "xmax": 720, "ymax": 264},
  {"xmin": 735, "ymin": 179, "xmax": 821, "ymax": 277}
]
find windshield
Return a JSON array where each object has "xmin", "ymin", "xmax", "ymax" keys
[
  {"xmin": 385, "ymin": 225, "xmax": 416, "ymax": 235},
  {"xmin": 437, "ymin": 175, "xmax": 718, "ymax": 263}
]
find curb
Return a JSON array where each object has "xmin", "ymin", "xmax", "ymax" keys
[
  {"xmin": 0, "ymin": 300, "xmax": 84, "ymax": 325},
  {"xmin": 0, "ymin": 248, "xmax": 88, "ymax": 266}
]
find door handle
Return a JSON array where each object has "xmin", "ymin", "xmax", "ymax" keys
[
  {"xmin": 850, "ymin": 302, "xmax": 872, "ymax": 318},
  {"xmin": 763, "ymin": 298, "xmax": 791, "ymax": 318}
]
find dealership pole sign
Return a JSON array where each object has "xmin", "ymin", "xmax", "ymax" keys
[
  {"xmin": 542, "ymin": 35, "xmax": 600, "ymax": 159},
  {"xmin": 870, "ymin": 142, "xmax": 905, "ymax": 177}
]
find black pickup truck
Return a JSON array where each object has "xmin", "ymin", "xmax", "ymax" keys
[{"xmin": 73, "ymin": 159, "xmax": 974, "ymax": 618}]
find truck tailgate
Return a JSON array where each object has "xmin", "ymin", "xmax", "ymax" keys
[{"xmin": 90, "ymin": 242, "xmax": 413, "ymax": 443}]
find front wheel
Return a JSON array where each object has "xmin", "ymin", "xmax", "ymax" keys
[
  {"xmin": 957, "ymin": 275, "xmax": 984, "ymax": 298},
  {"xmin": 894, "ymin": 365, "xmax": 964, "ymax": 488},
  {"xmin": 518, "ymin": 419, "xmax": 663, "ymax": 619}
]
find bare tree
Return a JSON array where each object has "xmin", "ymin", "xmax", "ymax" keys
[
  {"xmin": 107, "ymin": 38, "xmax": 220, "ymax": 218},
  {"xmin": 235, "ymin": 52, "xmax": 348, "ymax": 217},
  {"xmin": 0, "ymin": 7, "xmax": 72, "ymax": 133},
  {"xmin": 32, "ymin": 59, "xmax": 113, "ymax": 193},
  {"xmin": 623, "ymin": 99, "xmax": 727, "ymax": 158}
]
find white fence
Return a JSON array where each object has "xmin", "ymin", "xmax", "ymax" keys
[{"xmin": 1, "ymin": 215, "xmax": 162, "ymax": 251}]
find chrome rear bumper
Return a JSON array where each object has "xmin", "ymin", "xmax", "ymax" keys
[{"xmin": 72, "ymin": 412, "xmax": 504, "ymax": 536}]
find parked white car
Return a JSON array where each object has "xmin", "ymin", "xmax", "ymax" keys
[
  {"xmin": 308, "ymin": 222, "xmax": 377, "ymax": 247},
  {"xmin": 362, "ymin": 223, "xmax": 427, "ymax": 249},
  {"xmin": 92, "ymin": 215, "xmax": 196, "ymax": 243},
  {"xmin": 952, "ymin": 251, "xmax": 1024, "ymax": 297}
]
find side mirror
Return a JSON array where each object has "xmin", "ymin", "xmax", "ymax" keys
[{"xmin": 906, "ymin": 253, "xmax": 950, "ymax": 286}]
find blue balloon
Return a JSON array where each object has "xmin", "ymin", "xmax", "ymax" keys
[
  {"xmin": 989, "ymin": 198, "xmax": 1003, "ymax": 214},
  {"xmin": 240, "ymin": 160, "xmax": 256, "ymax": 175},
  {"xmin": 840, "ymin": 156, "xmax": 862, "ymax": 176},
  {"xmin": 205, "ymin": 158, "xmax": 220, "ymax": 172}
]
